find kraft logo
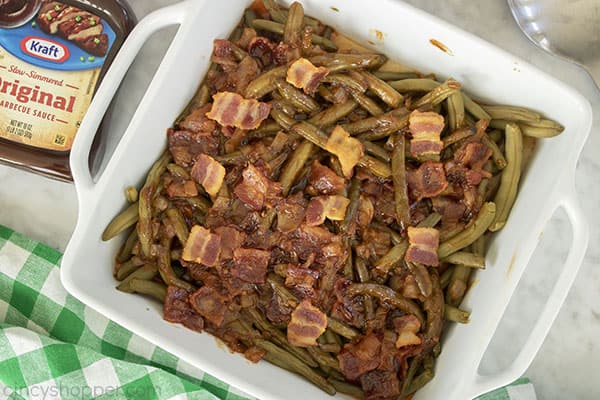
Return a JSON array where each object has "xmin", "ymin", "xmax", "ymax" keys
[{"xmin": 20, "ymin": 36, "xmax": 70, "ymax": 63}]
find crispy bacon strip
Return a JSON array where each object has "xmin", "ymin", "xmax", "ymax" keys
[
  {"xmin": 306, "ymin": 195, "xmax": 350, "ymax": 226},
  {"xmin": 338, "ymin": 333, "xmax": 382, "ymax": 380},
  {"xmin": 455, "ymin": 141, "xmax": 492, "ymax": 171},
  {"xmin": 394, "ymin": 314, "xmax": 422, "ymax": 348},
  {"xmin": 407, "ymin": 161, "xmax": 448, "ymax": 201},
  {"xmin": 166, "ymin": 180, "xmax": 198, "ymax": 198},
  {"xmin": 189, "ymin": 286, "xmax": 228, "ymax": 327},
  {"xmin": 404, "ymin": 227, "xmax": 440, "ymax": 267},
  {"xmin": 326, "ymin": 126, "xmax": 365, "ymax": 178},
  {"xmin": 181, "ymin": 226, "xmax": 221, "ymax": 267},
  {"xmin": 287, "ymin": 299, "xmax": 327, "ymax": 347},
  {"xmin": 308, "ymin": 161, "xmax": 346, "ymax": 195},
  {"xmin": 232, "ymin": 248, "xmax": 271, "ymax": 283},
  {"xmin": 191, "ymin": 154, "xmax": 225, "ymax": 198},
  {"xmin": 214, "ymin": 226, "xmax": 246, "ymax": 260},
  {"xmin": 409, "ymin": 110, "xmax": 445, "ymax": 157},
  {"xmin": 234, "ymin": 164, "xmax": 282, "ymax": 211},
  {"xmin": 286, "ymin": 57, "xmax": 329, "ymax": 94},
  {"xmin": 206, "ymin": 91, "xmax": 271, "ymax": 130}
]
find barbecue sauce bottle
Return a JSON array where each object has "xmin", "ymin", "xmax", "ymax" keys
[{"xmin": 0, "ymin": 0, "xmax": 135, "ymax": 181}]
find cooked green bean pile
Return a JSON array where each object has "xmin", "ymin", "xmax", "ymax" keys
[{"xmin": 103, "ymin": 1, "xmax": 563, "ymax": 398}]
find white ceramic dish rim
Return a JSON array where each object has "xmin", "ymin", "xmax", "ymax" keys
[{"xmin": 61, "ymin": 1, "xmax": 592, "ymax": 399}]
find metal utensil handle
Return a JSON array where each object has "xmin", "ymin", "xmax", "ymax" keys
[{"xmin": 69, "ymin": 0, "xmax": 193, "ymax": 195}]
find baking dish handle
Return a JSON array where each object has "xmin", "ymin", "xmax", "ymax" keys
[
  {"xmin": 463, "ymin": 183, "xmax": 589, "ymax": 399},
  {"xmin": 69, "ymin": 1, "xmax": 193, "ymax": 194}
]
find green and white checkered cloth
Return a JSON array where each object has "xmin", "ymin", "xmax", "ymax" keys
[{"xmin": 0, "ymin": 225, "xmax": 536, "ymax": 400}]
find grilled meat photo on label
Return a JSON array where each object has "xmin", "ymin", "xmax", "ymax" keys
[{"xmin": 37, "ymin": 0, "xmax": 108, "ymax": 56}]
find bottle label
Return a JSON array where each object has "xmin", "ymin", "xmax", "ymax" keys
[{"xmin": 0, "ymin": 1, "xmax": 116, "ymax": 151}]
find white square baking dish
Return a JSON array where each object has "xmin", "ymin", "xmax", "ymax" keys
[{"xmin": 61, "ymin": 0, "xmax": 592, "ymax": 399}]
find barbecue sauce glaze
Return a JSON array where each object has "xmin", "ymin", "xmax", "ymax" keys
[{"xmin": 0, "ymin": 0, "xmax": 135, "ymax": 181}]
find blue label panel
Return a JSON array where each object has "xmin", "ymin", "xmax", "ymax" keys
[{"xmin": 0, "ymin": 17, "xmax": 115, "ymax": 71}]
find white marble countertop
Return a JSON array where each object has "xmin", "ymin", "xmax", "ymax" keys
[{"xmin": 0, "ymin": 1, "xmax": 598, "ymax": 399}]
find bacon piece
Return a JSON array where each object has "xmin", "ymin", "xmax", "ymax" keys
[
  {"xmin": 456, "ymin": 141, "xmax": 492, "ymax": 170},
  {"xmin": 286, "ymin": 57, "xmax": 329, "ymax": 94},
  {"xmin": 432, "ymin": 196, "xmax": 467, "ymax": 224},
  {"xmin": 404, "ymin": 227, "xmax": 440, "ymax": 267},
  {"xmin": 167, "ymin": 128, "xmax": 220, "ymax": 167},
  {"xmin": 394, "ymin": 314, "xmax": 422, "ymax": 348},
  {"xmin": 401, "ymin": 274, "xmax": 425, "ymax": 301},
  {"xmin": 287, "ymin": 299, "xmax": 328, "ymax": 347},
  {"xmin": 357, "ymin": 195, "xmax": 375, "ymax": 229},
  {"xmin": 248, "ymin": 36, "xmax": 275, "ymax": 66},
  {"xmin": 325, "ymin": 126, "xmax": 365, "ymax": 178},
  {"xmin": 189, "ymin": 286, "xmax": 229, "ymax": 327},
  {"xmin": 355, "ymin": 227, "xmax": 392, "ymax": 261},
  {"xmin": 285, "ymin": 265, "xmax": 319, "ymax": 299},
  {"xmin": 190, "ymin": 154, "xmax": 226, "ymax": 198},
  {"xmin": 163, "ymin": 286, "xmax": 204, "ymax": 332},
  {"xmin": 409, "ymin": 110, "xmax": 445, "ymax": 157},
  {"xmin": 166, "ymin": 180, "xmax": 198, "ymax": 198},
  {"xmin": 181, "ymin": 226, "xmax": 221, "ymax": 267},
  {"xmin": 236, "ymin": 28, "xmax": 257, "ymax": 50},
  {"xmin": 232, "ymin": 248, "xmax": 271, "ymax": 283},
  {"xmin": 213, "ymin": 226, "xmax": 246, "ymax": 260},
  {"xmin": 266, "ymin": 293, "xmax": 293, "ymax": 324},
  {"xmin": 360, "ymin": 370, "xmax": 401, "ymax": 400},
  {"xmin": 305, "ymin": 195, "xmax": 350, "ymax": 226},
  {"xmin": 206, "ymin": 92, "xmax": 271, "ymax": 130},
  {"xmin": 338, "ymin": 333, "xmax": 382, "ymax": 380},
  {"xmin": 234, "ymin": 164, "xmax": 282, "ymax": 211},
  {"xmin": 179, "ymin": 104, "xmax": 218, "ymax": 133},
  {"xmin": 244, "ymin": 346, "xmax": 267, "ymax": 363},
  {"xmin": 307, "ymin": 161, "xmax": 346, "ymax": 195},
  {"xmin": 275, "ymin": 192, "xmax": 307, "ymax": 233},
  {"xmin": 407, "ymin": 161, "xmax": 448, "ymax": 201},
  {"xmin": 211, "ymin": 39, "xmax": 238, "ymax": 71}
]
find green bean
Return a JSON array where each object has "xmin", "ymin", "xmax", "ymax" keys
[
  {"xmin": 115, "ymin": 257, "xmax": 144, "ymax": 281},
  {"xmin": 166, "ymin": 208, "xmax": 189, "ymax": 246},
  {"xmin": 446, "ymin": 265, "xmax": 471, "ymax": 306},
  {"xmin": 405, "ymin": 366, "xmax": 435, "ymax": 395},
  {"xmin": 442, "ymin": 251, "xmax": 486, "ymax": 269},
  {"xmin": 345, "ymin": 283, "xmax": 425, "ymax": 324},
  {"xmin": 341, "ymin": 178, "xmax": 360, "ymax": 235},
  {"xmin": 462, "ymin": 93, "xmax": 491, "ymax": 120},
  {"xmin": 472, "ymin": 235, "xmax": 486, "ymax": 256},
  {"xmin": 125, "ymin": 186, "xmax": 138, "ymax": 203},
  {"xmin": 306, "ymin": 347, "xmax": 341, "ymax": 372},
  {"xmin": 372, "ymin": 221, "xmax": 402, "ymax": 245},
  {"xmin": 357, "ymin": 154, "xmax": 392, "ymax": 178},
  {"xmin": 102, "ymin": 202, "xmax": 139, "ymax": 241},
  {"xmin": 362, "ymin": 140, "xmax": 390, "ymax": 162},
  {"xmin": 482, "ymin": 105, "xmax": 542, "ymax": 122},
  {"xmin": 418, "ymin": 212, "xmax": 442, "ymax": 228},
  {"xmin": 167, "ymin": 163, "xmax": 190, "ymax": 179},
  {"xmin": 158, "ymin": 236, "xmax": 194, "ymax": 291},
  {"xmin": 358, "ymin": 71, "xmax": 403, "ymax": 107},
  {"xmin": 518, "ymin": 124, "xmax": 563, "ymax": 138},
  {"xmin": 482, "ymin": 133, "xmax": 507, "ymax": 170},
  {"xmin": 439, "ymin": 223, "xmax": 465, "ymax": 242},
  {"xmin": 283, "ymin": 2, "xmax": 304, "ymax": 45},
  {"xmin": 342, "ymin": 108, "xmax": 409, "ymax": 135},
  {"xmin": 137, "ymin": 152, "xmax": 171, "ymax": 256},
  {"xmin": 310, "ymin": 53, "xmax": 387, "ymax": 73},
  {"xmin": 488, "ymin": 129, "xmax": 503, "ymax": 143},
  {"xmin": 489, "ymin": 123, "xmax": 522, "ymax": 231},
  {"xmin": 244, "ymin": 8, "xmax": 256, "ymax": 26},
  {"xmin": 175, "ymin": 84, "xmax": 210, "ymax": 125},
  {"xmin": 328, "ymin": 379, "xmax": 364, "ymax": 399},
  {"xmin": 412, "ymin": 79, "xmax": 461, "ymax": 109},
  {"xmin": 401, "ymin": 355, "xmax": 423, "ymax": 396},
  {"xmin": 214, "ymin": 151, "xmax": 246, "ymax": 166},
  {"xmin": 388, "ymin": 78, "xmax": 439, "ymax": 92},
  {"xmin": 323, "ymin": 74, "xmax": 368, "ymax": 93},
  {"xmin": 447, "ymin": 91, "xmax": 465, "ymax": 131},
  {"xmin": 249, "ymin": 120, "xmax": 281, "ymax": 138},
  {"xmin": 491, "ymin": 118, "xmax": 564, "ymax": 137},
  {"xmin": 262, "ymin": 0, "xmax": 320, "ymax": 28},
  {"xmin": 373, "ymin": 71, "xmax": 419, "ymax": 81},
  {"xmin": 251, "ymin": 19, "xmax": 336, "ymax": 51},
  {"xmin": 327, "ymin": 317, "xmax": 360, "ymax": 340},
  {"xmin": 275, "ymin": 80, "xmax": 320, "ymax": 113},
  {"xmin": 271, "ymin": 108, "xmax": 296, "ymax": 130},
  {"xmin": 279, "ymin": 140, "xmax": 315, "ymax": 196},
  {"xmin": 374, "ymin": 241, "xmax": 408, "ymax": 277},
  {"xmin": 351, "ymin": 91, "xmax": 384, "ymax": 116},
  {"xmin": 267, "ymin": 273, "xmax": 299, "ymax": 306},
  {"xmin": 423, "ymin": 270, "xmax": 444, "ymax": 348},
  {"xmin": 438, "ymin": 202, "xmax": 496, "ymax": 258},
  {"xmin": 117, "ymin": 228, "xmax": 138, "ymax": 263},
  {"xmin": 444, "ymin": 304, "xmax": 470, "ymax": 323},
  {"xmin": 440, "ymin": 265, "xmax": 454, "ymax": 289},
  {"xmin": 407, "ymin": 262, "xmax": 433, "ymax": 297},
  {"xmin": 116, "ymin": 263, "xmax": 158, "ymax": 292},
  {"xmin": 245, "ymin": 309, "xmax": 318, "ymax": 368},
  {"xmin": 319, "ymin": 343, "xmax": 341, "ymax": 354},
  {"xmin": 391, "ymin": 134, "xmax": 410, "ymax": 230},
  {"xmin": 245, "ymin": 65, "xmax": 287, "ymax": 99},
  {"xmin": 308, "ymin": 99, "xmax": 358, "ymax": 127},
  {"xmin": 255, "ymin": 339, "xmax": 336, "ymax": 395},
  {"xmin": 184, "ymin": 196, "xmax": 211, "ymax": 214},
  {"xmin": 123, "ymin": 279, "xmax": 167, "ymax": 302},
  {"xmin": 442, "ymin": 126, "xmax": 474, "ymax": 148}
]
